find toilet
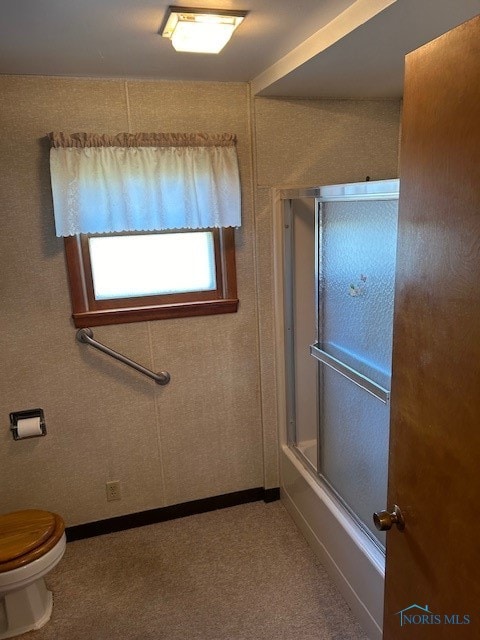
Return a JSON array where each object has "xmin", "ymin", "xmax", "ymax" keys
[{"xmin": 0, "ymin": 510, "xmax": 66, "ymax": 639}]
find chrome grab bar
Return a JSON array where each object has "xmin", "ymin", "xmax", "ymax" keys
[{"xmin": 76, "ymin": 328, "xmax": 170, "ymax": 386}]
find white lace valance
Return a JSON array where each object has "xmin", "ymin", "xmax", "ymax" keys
[{"xmin": 48, "ymin": 132, "xmax": 241, "ymax": 237}]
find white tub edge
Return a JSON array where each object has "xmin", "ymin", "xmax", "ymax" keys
[{"xmin": 281, "ymin": 445, "xmax": 384, "ymax": 640}]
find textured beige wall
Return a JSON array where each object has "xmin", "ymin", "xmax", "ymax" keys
[
  {"xmin": 0, "ymin": 76, "xmax": 262, "ymax": 525},
  {"xmin": 0, "ymin": 76, "xmax": 401, "ymax": 525},
  {"xmin": 253, "ymin": 96, "xmax": 401, "ymax": 488},
  {"xmin": 254, "ymin": 97, "xmax": 401, "ymax": 187}
]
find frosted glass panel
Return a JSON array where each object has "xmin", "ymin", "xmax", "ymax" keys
[
  {"xmin": 318, "ymin": 197, "xmax": 398, "ymax": 545},
  {"xmin": 89, "ymin": 232, "xmax": 216, "ymax": 300},
  {"xmin": 321, "ymin": 200, "xmax": 398, "ymax": 388},
  {"xmin": 319, "ymin": 367, "xmax": 389, "ymax": 544}
]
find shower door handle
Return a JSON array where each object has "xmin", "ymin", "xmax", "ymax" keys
[{"xmin": 373, "ymin": 505, "xmax": 405, "ymax": 531}]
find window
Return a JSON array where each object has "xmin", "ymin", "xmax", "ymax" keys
[
  {"xmin": 48, "ymin": 131, "xmax": 241, "ymax": 327},
  {"xmin": 64, "ymin": 227, "xmax": 238, "ymax": 327},
  {"xmin": 89, "ymin": 231, "xmax": 216, "ymax": 299}
]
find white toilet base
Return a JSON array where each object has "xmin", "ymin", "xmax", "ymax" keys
[{"xmin": 0, "ymin": 578, "xmax": 53, "ymax": 639}]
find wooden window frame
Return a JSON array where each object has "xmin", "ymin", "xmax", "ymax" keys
[{"xmin": 64, "ymin": 228, "xmax": 238, "ymax": 327}]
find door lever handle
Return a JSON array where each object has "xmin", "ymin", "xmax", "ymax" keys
[{"xmin": 373, "ymin": 505, "xmax": 405, "ymax": 531}]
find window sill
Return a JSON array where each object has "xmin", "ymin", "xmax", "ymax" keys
[{"xmin": 72, "ymin": 298, "xmax": 239, "ymax": 328}]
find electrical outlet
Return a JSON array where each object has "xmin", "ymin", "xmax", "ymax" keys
[{"xmin": 106, "ymin": 481, "xmax": 121, "ymax": 502}]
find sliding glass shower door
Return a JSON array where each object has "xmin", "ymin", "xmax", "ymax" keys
[
  {"xmin": 313, "ymin": 190, "xmax": 398, "ymax": 545},
  {"xmin": 287, "ymin": 180, "xmax": 399, "ymax": 547}
]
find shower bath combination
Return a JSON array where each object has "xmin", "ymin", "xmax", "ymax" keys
[{"xmin": 276, "ymin": 179, "xmax": 399, "ymax": 640}]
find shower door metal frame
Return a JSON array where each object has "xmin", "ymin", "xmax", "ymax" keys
[
  {"xmin": 280, "ymin": 180, "xmax": 400, "ymax": 551},
  {"xmin": 282, "ymin": 197, "xmax": 296, "ymax": 449},
  {"xmin": 313, "ymin": 181, "xmax": 399, "ymax": 549},
  {"xmin": 282, "ymin": 192, "xmax": 319, "ymax": 468}
]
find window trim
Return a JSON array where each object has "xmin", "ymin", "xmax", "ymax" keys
[{"xmin": 64, "ymin": 228, "xmax": 238, "ymax": 327}]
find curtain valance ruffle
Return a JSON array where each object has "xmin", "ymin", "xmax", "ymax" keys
[
  {"xmin": 48, "ymin": 132, "xmax": 241, "ymax": 237},
  {"xmin": 48, "ymin": 132, "xmax": 237, "ymax": 148}
]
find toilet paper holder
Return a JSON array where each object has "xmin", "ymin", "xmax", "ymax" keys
[{"xmin": 10, "ymin": 408, "xmax": 47, "ymax": 440}]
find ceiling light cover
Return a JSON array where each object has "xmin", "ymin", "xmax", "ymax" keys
[{"xmin": 160, "ymin": 7, "xmax": 247, "ymax": 54}]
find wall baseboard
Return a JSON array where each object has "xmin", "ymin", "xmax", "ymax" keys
[{"xmin": 66, "ymin": 487, "xmax": 280, "ymax": 542}]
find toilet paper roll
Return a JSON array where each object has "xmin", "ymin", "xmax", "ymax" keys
[{"xmin": 16, "ymin": 416, "xmax": 43, "ymax": 438}]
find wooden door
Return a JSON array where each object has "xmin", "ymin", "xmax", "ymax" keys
[{"xmin": 383, "ymin": 14, "xmax": 480, "ymax": 638}]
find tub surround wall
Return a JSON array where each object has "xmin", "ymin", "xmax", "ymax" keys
[{"xmin": 0, "ymin": 75, "xmax": 401, "ymax": 528}]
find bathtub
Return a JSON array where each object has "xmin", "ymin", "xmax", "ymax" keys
[
  {"xmin": 280, "ymin": 444, "xmax": 385, "ymax": 640},
  {"xmin": 296, "ymin": 439, "xmax": 317, "ymax": 468}
]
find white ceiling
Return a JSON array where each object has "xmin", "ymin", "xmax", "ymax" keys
[{"xmin": 0, "ymin": 0, "xmax": 478, "ymax": 98}]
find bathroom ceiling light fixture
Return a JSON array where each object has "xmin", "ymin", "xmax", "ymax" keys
[{"xmin": 160, "ymin": 6, "xmax": 247, "ymax": 54}]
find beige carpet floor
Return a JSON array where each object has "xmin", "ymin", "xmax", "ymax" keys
[{"xmin": 27, "ymin": 501, "xmax": 368, "ymax": 639}]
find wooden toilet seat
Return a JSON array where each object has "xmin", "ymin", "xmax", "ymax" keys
[{"xmin": 0, "ymin": 510, "xmax": 65, "ymax": 573}]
